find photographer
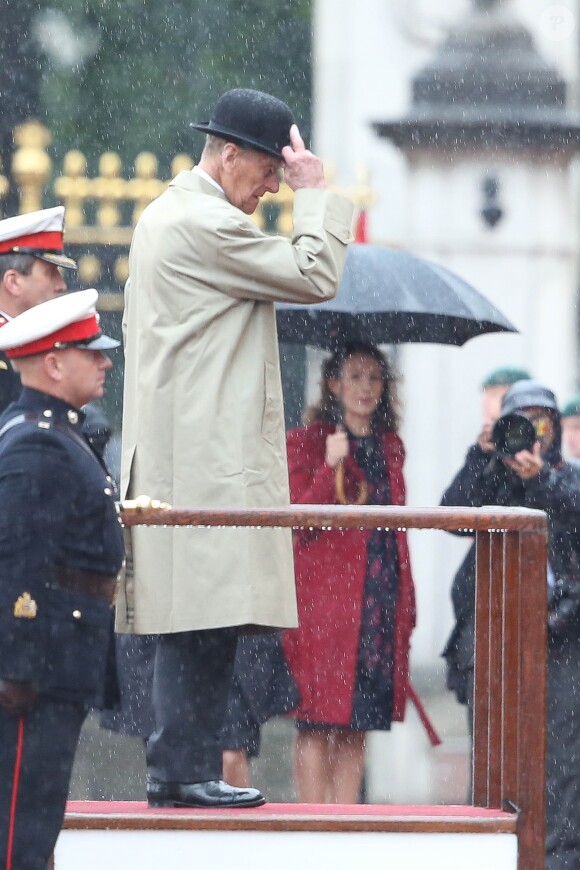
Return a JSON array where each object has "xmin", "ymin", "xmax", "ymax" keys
[{"xmin": 441, "ymin": 379, "xmax": 580, "ymax": 870}]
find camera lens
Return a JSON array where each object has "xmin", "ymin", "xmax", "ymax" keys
[{"xmin": 491, "ymin": 413, "xmax": 537, "ymax": 456}]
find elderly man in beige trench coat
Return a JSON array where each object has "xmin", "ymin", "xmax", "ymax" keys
[{"xmin": 118, "ymin": 88, "xmax": 354, "ymax": 808}]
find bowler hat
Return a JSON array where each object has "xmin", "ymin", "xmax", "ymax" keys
[{"xmin": 190, "ymin": 88, "xmax": 294, "ymax": 159}]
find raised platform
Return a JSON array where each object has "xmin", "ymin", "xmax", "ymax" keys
[{"xmin": 55, "ymin": 802, "xmax": 518, "ymax": 869}]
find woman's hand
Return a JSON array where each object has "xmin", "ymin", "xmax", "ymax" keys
[{"xmin": 325, "ymin": 426, "xmax": 349, "ymax": 468}]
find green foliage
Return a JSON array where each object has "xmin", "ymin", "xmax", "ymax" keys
[{"xmin": 40, "ymin": 0, "xmax": 312, "ymax": 174}]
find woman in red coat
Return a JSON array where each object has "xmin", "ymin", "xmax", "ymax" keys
[{"xmin": 282, "ymin": 342, "xmax": 417, "ymax": 803}]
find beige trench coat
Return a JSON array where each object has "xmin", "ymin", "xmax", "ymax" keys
[{"xmin": 117, "ymin": 171, "xmax": 354, "ymax": 634}]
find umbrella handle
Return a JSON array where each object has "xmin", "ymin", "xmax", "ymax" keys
[{"xmin": 335, "ymin": 460, "xmax": 368, "ymax": 506}]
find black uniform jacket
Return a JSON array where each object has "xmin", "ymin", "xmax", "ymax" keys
[
  {"xmin": 441, "ymin": 438, "xmax": 580, "ymax": 699},
  {"xmin": 0, "ymin": 388, "xmax": 125, "ymax": 707},
  {"xmin": 0, "ymin": 350, "xmax": 21, "ymax": 413}
]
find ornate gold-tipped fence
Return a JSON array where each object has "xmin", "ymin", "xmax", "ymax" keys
[{"xmin": 0, "ymin": 119, "xmax": 374, "ymax": 305}]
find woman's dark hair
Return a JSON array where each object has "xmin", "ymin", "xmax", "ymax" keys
[{"xmin": 303, "ymin": 341, "xmax": 401, "ymax": 432}]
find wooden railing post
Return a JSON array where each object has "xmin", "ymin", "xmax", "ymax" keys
[
  {"xmin": 516, "ymin": 529, "xmax": 547, "ymax": 868},
  {"xmin": 120, "ymin": 503, "xmax": 548, "ymax": 868},
  {"xmin": 473, "ymin": 525, "xmax": 547, "ymax": 870}
]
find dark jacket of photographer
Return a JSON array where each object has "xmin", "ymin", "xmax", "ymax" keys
[
  {"xmin": 441, "ymin": 415, "xmax": 580, "ymax": 694},
  {"xmin": 441, "ymin": 387, "xmax": 580, "ymax": 870}
]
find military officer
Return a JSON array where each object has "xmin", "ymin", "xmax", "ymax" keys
[
  {"xmin": 0, "ymin": 289, "xmax": 124, "ymax": 870},
  {"xmin": 0, "ymin": 206, "xmax": 77, "ymax": 411}
]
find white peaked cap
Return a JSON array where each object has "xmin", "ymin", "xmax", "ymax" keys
[
  {"xmin": 0, "ymin": 289, "xmax": 119, "ymax": 358},
  {"xmin": 0, "ymin": 207, "xmax": 64, "ymax": 243},
  {"xmin": 0, "ymin": 206, "xmax": 77, "ymax": 270}
]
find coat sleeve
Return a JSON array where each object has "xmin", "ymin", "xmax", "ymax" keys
[
  {"xmin": 441, "ymin": 444, "xmax": 509, "ymax": 507},
  {"xmin": 0, "ymin": 433, "xmax": 73, "ymax": 682},
  {"xmin": 524, "ymin": 461, "xmax": 580, "ymax": 519},
  {"xmin": 186, "ymin": 189, "xmax": 354, "ymax": 305},
  {"xmin": 440, "ymin": 444, "xmax": 507, "ymax": 537}
]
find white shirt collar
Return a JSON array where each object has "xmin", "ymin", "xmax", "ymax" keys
[{"xmin": 192, "ymin": 166, "xmax": 224, "ymax": 194}]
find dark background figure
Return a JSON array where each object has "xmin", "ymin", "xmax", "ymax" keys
[
  {"xmin": 101, "ymin": 632, "xmax": 299, "ymax": 792},
  {"xmin": 221, "ymin": 634, "xmax": 300, "ymax": 787},
  {"xmin": 561, "ymin": 395, "xmax": 580, "ymax": 464},
  {"xmin": 441, "ymin": 378, "xmax": 580, "ymax": 870},
  {"xmin": 282, "ymin": 342, "xmax": 417, "ymax": 803},
  {"xmin": 0, "ymin": 289, "xmax": 123, "ymax": 869},
  {"xmin": 442, "ymin": 366, "xmax": 530, "ymax": 715},
  {"xmin": 99, "ymin": 634, "xmax": 156, "ymax": 739},
  {"xmin": 82, "ymin": 403, "xmax": 111, "ymax": 460},
  {"xmin": 0, "ymin": 332, "xmax": 21, "ymax": 411}
]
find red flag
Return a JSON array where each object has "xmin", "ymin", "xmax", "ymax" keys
[{"xmin": 354, "ymin": 208, "xmax": 368, "ymax": 243}]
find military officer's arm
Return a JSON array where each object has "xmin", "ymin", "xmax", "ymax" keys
[{"xmin": 0, "ymin": 432, "xmax": 72, "ymax": 711}]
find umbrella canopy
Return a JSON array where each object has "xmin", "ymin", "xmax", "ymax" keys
[{"xmin": 276, "ymin": 244, "xmax": 517, "ymax": 348}]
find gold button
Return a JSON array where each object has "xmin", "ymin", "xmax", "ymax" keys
[{"xmin": 72, "ymin": 610, "xmax": 82, "ymax": 619}]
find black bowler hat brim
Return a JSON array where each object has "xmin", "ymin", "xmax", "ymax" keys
[{"xmin": 190, "ymin": 121, "xmax": 286, "ymax": 160}]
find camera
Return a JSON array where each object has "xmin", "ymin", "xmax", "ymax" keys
[{"xmin": 491, "ymin": 412, "xmax": 537, "ymax": 457}]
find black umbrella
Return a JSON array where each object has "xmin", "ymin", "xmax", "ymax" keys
[{"xmin": 276, "ymin": 244, "xmax": 517, "ymax": 348}]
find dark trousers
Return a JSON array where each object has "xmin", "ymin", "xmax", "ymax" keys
[
  {"xmin": 146, "ymin": 627, "xmax": 239, "ymax": 783},
  {"xmin": 0, "ymin": 696, "xmax": 86, "ymax": 870}
]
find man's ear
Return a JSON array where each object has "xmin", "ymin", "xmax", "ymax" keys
[
  {"xmin": 221, "ymin": 142, "xmax": 240, "ymax": 172},
  {"xmin": 2, "ymin": 270, "xmax": 22, "ymax": 300},
  {"xmin": 43, "ymin": 351, "xmax": 63, "ymax": 383}
]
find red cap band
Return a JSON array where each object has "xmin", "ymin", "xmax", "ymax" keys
[
  {"xmin": 7, "ymin": 314, "xmax": 100, "ymax": 358},
  {"xmin": 0, "ymin": 230, "xmax": 64, "ymax": 255}
]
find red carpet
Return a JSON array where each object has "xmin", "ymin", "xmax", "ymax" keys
[{"xmin": 66, "ymin": 801, "xmax": 512, "ymax": 818}]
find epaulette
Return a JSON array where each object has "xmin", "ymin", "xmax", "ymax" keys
[{"xmin": 0, "ymin": 410, "xmax": 54, "ymax": 440}]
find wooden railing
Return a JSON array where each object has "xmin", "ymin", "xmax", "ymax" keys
[{"xmin": 120, "ymin": 503, "xmax": 548, "ymax": 870}]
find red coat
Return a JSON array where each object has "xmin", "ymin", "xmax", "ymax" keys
[{"xmin": 282, "ymin": 422, "xmax": 417, "ymax": 726}]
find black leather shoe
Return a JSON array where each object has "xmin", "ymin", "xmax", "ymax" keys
[{"xmin": 147, "ymin": 778, "xmax": 266, "ymax": 809}]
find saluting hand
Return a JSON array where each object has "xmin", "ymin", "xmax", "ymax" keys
[
  {"xmin": 325, "ymin": 425, "xmax": 349, "ymax": 468},
  {"xmin": 282, "ymin": 125, "xmax": 326, "ymax": 191}
]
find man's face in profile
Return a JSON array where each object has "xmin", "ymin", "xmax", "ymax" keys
[{"xmin": 223, "ymin": 146, "xmax": 283, "ymax": 215}]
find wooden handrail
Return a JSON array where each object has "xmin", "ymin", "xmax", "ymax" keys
[
  {"xmin": 120, "ymin": 503, "xmax": 546, "ymax": 532},
  {"xmin": 120, "ymin": 503, "xmax": 548, "ymax": 870}
]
